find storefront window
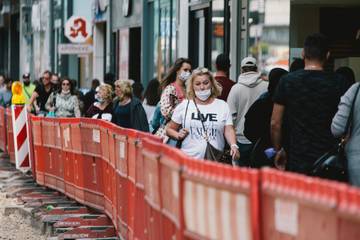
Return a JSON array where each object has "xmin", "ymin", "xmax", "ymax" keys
[
  {"xmin": 211, "ymin": 0, "xmax": 225, "ymax": 70},
  {"xmin": 210, "ymin": 0, "xmax": 231, "ymax": 71},
  {"xmin": 248, "ymin": 0, "xmax": 290, "ymax": 73},
  {"xmin": 154, "ymin": 0, "xmax": 177, "ymax": 78}
]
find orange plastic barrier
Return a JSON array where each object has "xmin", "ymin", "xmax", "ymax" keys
[
  {"xmin": 260, "ymin": 168, "xmax": 360, "ymax": 240},
  {"xmin": 80, "ymin": 118, "xmax": 105, "ymax": 211},
  {"xmin": 0, "ymin": 107, "xmax": 6, "ymax": 152},
  {"xmin": 182, "ymin": 158, "xmax": 260, "ymax": 240},
  {"xmin": 10, "ymin": 114, "xmax": 360, "ymax": 240},
  {"xmin": 5, "ymin": 108, "xmax": 15, "ymax": 163}
]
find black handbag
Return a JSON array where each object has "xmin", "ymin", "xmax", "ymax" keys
[
  {"xmin": 311, "ymin": 84, "xmax": 360, "ymax": 182},
  {"xmin": 193, "ymin": 100, "xmax": 232, "ymax": 164}
]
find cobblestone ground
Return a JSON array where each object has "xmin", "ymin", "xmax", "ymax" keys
[{"xmin": 0, "ymin": 192, "xmax": 47, "ymax": 240}]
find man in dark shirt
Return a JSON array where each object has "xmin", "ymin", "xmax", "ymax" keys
[
  {"xmin": 83, "ymin": 78, "xmax": 100, "ymax": 113},
  {"xmin": 214, "ymin": 53, "xmax": 235, "ymax": 101},
  {"xmin": 271, "ymin": 33, "xmax": 349, "ymax": 174},
  {"xmin": 27, "ymin": 70, "xmax": 54, "ymax": 115}
]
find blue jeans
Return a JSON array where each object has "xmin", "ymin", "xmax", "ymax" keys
[{"xmin": 234, "ymin": 142, "xmax": 253, "ymax": 167}]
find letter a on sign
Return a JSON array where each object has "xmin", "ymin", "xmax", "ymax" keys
[{"xmin": 65, "ymin": 16, "xmax": 92, "ymax": 43}]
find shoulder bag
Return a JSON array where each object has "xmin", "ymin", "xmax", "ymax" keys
[
  {"xmin": 193, "ymin": 99, "xmax": 231, "ymax": 163},
  {"xmin": 311, "ymin": 84, "xmax": 360, "ymax": 182}
]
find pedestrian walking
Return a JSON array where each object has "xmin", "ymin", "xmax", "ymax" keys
[
  {"xmin": 0, "ymin": 78, "xmax": 12, "ymax": 107},
  {"xmin": 22, "ymin": 73, "xmax": 36, "ymax": 105},
  {"xmin": 51, "ymin": 73, "xmax": 60, "ymax": 92},
  {"xmin": 143, "ymin": 78, "xmax": 161, "ymax": 130},
  {"xmin": 27, "ymin": 70, "xmax": 55, "ymax": 116},
  {"xmin": 214, "ymin": 53, "xmax": 235, "ymax": 101},
  {"xmin": 155, "ymin": 58, "xmax": 192, "ymax": 143},
  {"xmin": 166, "ymin": 67, "xmax": 239, "ymax": 161},
  {"xmin": 332, "ymin": 82, "xmax": 360, "ymax": 186},
  {"xmin": 336, "ymin": 66, "xmax": 356, "ymax": 87},
  {"xmin": 227, "ymin": 56, "xmax": 268, "ymax": 166},
  {"xmin": 271, "ymin": 33, "xmax": 349, "ymax": 174},
  {"xmin": 83, "ymin": 79, "xmax": 100, "ymax": 113},
  {"xmin": 244, "ymin": 68, "xmax": 288, "ymax": 168},
  {"xmin": 0, "ymin": 74, "xmax": 5, "ymax": 90},
  {"xmin": 45, "ymin": 77, "xmax": 81, "ymax": 118},
  {"xmin": 85, "ymin": 83, "xmax": 113, "ymax": 121},
  {"xmin": 112, "ymin": 79, "xmax": 149, "ymax": 132}
]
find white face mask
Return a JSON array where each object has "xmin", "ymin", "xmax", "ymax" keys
[
  {"xmin": 195, "ymin": 89, "xmax": 211, "ymax": 101},
  {"xmin": 179, "ymin": 71, "xmax": 191, "ymax": 82},
  {"xmin": 62, "ymin": 89, "xmax": 70, "ymax": 94}
]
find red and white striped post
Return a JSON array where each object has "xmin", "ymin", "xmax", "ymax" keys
[
  {"xmin": 11, "ymin": 105, "xmax": 31, "ymax": 172},
  {"xmin": 11, "ymin": 81, "xmax": 31, "ymax": 172}
]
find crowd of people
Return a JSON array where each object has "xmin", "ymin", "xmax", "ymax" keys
[{"xmin": 1, "ymin": 33, "xmax": 359, "ymax": 186}]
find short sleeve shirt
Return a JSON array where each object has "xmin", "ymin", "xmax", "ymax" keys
[
  {"xmin": 172, "ymin": 99, "xmax": 233, "ymax": 159},
  {"xmin": 273, "ymin": 69, "xmax": 349, "ymax": 173},
  {"xmin": 35, "ymin": 84, "xmax": 54, "ymax": 112}
]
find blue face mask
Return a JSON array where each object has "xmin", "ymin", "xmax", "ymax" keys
[
  {"xmin": 179, "ymin": 71, "xmax": 191, "ymax": 82},
  {"xmin": 95, "ymin": 94, "xmax": 105, "ymax": 103},
  {"xmin": 195, "ymin": 89, "xmax": 211, "ymax": 101}
]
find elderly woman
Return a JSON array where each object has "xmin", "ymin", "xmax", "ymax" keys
[
  {"xmin": 112, "ymin": 79, "xmax": 149, "ymax": 132},
  {"xmin": 85, "ymin": 83, "xmax": 113, "ymax": 121},
  {"xmin": 45, "ymin": 77, "xmax": 80, "ymax": 118},
  {"xmin": 166, "ymin": 67, "xmax": 239, "ymax": 161}
]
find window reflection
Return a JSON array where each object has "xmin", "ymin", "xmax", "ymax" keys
[
  {"xmin": 211, "ymin": 0, "xmax": 228, "ymax": 71},
  {"xmin": 249, "ymin": 0, "xmax": 290, "ymax": 73}
]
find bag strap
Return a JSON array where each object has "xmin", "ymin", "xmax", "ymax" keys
[
  {"xmin": 344, "ymin": 84, "xmax": 360, "ymax": 137},
  {"xmin": 183, "ymin": 100, "xmax": 190, "ymax": 129},
  {"xmin": 193, "ymin": 99, "xmax": 210, "ymax": 142}
]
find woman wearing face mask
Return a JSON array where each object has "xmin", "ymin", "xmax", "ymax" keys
[
  {"xmin": 155, "ymin": 58, "xmax": 192, "ymax": 142},
  {"xmin": 166, "ymin": 67, "xmax": 240, "ymax": 161},
  {"xmin": 112, "ymin": 79, "xmax": 149, "ymax": 132},
  {"xmin": 45, "ymin": 77, "xmax": 81, "ymax": 117},
  {"xmin": 85, "ymin": 84, "xmax": 113, "ymax": 121}
]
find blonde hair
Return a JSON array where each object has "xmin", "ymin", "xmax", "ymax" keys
[
  {"xmin": 98, "ymin": 84, "xmax": 113, "ymax": 102},
  {"xmin": 186, "ymin": 67, "xmax": 222, "ymax": 99},
  {"xmin": 114, "ymin": 79, "xmax": 133, "ymax": 98}
]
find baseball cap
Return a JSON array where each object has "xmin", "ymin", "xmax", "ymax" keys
[
  {"xmin": 241, "ymin": 56, "xmax": 257, "ymax": 68},
  {"xmin": 22, "ymin": 73, "xmax": 30, "ymax": 79}
]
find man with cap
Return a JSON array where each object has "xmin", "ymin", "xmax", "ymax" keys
[
  {"xmin": 22, "ymin": 73, "xmax": 36, "ymax": 104},
  {"xmin": 227, "ymin": 56, "xmax": 268, "ymax": 166},
  {"xmin": 214, "ymin": 53, "xmax": 235, "ymax": 101}
]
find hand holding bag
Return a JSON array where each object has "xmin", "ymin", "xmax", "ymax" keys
[
  {"xmin": 311, "ymin": 84, "xmax": 360, "ymax": 182},
  {"xmin": 193, "ymin": 100, "xmax": 231, "ymax": 163}
]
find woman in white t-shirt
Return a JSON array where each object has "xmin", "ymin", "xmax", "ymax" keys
[{"xmin": 166, "ymin": 67, "xmax": 240, "ymax": 160}]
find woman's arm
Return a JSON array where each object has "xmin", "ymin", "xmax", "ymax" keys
[
  {"xmin": 332, "ymin": 83, "xmax": 360, "ymax": 137},
  {"xmin": 27, "ymin": 91, "xmax": 39, "ymax": 112},
  {"xmin": 166, "ymin": 120, "xmax": 188, "ymax": 140},
  {"xmin": 160, "ymin": 86, "xmax": 177, "ymax": 120},
  {"xmin": 45, "ymin": 92, "xmax": 54, "ymax": 112},
  {"xmin": 224, "ymin": 125, "xmax": 240, "ymax": 160},
  {"xmin": 73, "ymin": 96, "xmax": 81, "ymax": 118}
]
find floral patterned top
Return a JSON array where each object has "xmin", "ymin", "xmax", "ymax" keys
[
  {"xmin": 160, "ymin": 82, "xmax": 185, "ymax": 121},
  {"xmin": 45, "ymin": 92, "xmax": 81, "ymax": 118}
]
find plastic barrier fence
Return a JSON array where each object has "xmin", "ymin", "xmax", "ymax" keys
[
  {"xmin": 0, "ymin": 106, "xmax": 6, "ymax": 152},
  {"xmin": 1, "ymin": 105, "xmax": 360, "ymax": 240}
]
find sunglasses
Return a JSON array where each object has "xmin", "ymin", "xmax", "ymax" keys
[
  {"xmin": 62, "ymin": 82, "xmax": 70, "ymax": 86},
  {"xmin": 193, "ymin": 67, "xmax": 209, "ymax": 74}
]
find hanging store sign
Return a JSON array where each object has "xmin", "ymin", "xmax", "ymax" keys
[
  {"xmin": 58, "ymin": 44, "xmax": 93, "ymax": 55},
  {"xmin": 65, "ymin": 16, "xmax": 92, "ymax": 43}
]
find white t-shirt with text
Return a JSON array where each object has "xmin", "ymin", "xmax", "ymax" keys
[{"xmin": 172, "ymin": 99, "xmax": 233, "ymax": 159}]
